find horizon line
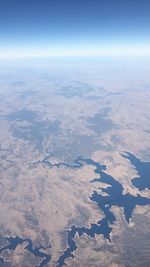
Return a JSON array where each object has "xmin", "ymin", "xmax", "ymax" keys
[{"xmin": 0, "ymin": 53, "xmax": 150, "ymax": 60}]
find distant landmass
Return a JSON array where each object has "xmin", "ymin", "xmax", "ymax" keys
[{"xmin": 0, "ymin": 59, "xmax": 150, "ymax": 267}]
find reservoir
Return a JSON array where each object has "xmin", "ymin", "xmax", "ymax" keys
[
  {"xmin": 0, "ymin": 153, "xmax": 150, "ymax": 267},
  {"xmin": 56, "ymin": 156, "xmax": 150, "ymax": 267},
  {"xmin": 0, "ymin": 236, "xmax": 51, "ymax": 267}
]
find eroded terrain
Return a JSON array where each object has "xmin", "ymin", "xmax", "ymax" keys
[{"xmin": 0, "ymin": 58, "xmax": 150, "ymax": 266}]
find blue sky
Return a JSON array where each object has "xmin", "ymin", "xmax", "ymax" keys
[{"xmin": 0, "ymin": 0, "xmax": 150, "ymax": 58}]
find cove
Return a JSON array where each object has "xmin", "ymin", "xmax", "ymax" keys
[
  {"xmin": 56, "ymin": 156, "xmax": 150, "ymax": 267},
  {"xmin": 122, "ymin": 152, "xmax": 150, "ymax": 191},
  {"xmin": 0, "ymin": 235, "xmax": 51, "ymax": 267}
]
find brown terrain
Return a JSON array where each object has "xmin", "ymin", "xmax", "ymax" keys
[{"xmin": 0, "ymin": 59, "xmax": 150, "ymax": 266}]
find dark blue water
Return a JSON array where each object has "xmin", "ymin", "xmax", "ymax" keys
[
  {"xmin": 56, "ymin": 156, "xmax": 150, "ymax": 267},
  {"xmin": 122, "ymin": 152, "xmax": 150, "ymax": 191},
  {"xmin": 1, "ymin": 152, "xmax": 150, "ymax": 267},
  {"xmin": 0, "ymin": 236, "xmax": 51, "ymax": 267}
]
